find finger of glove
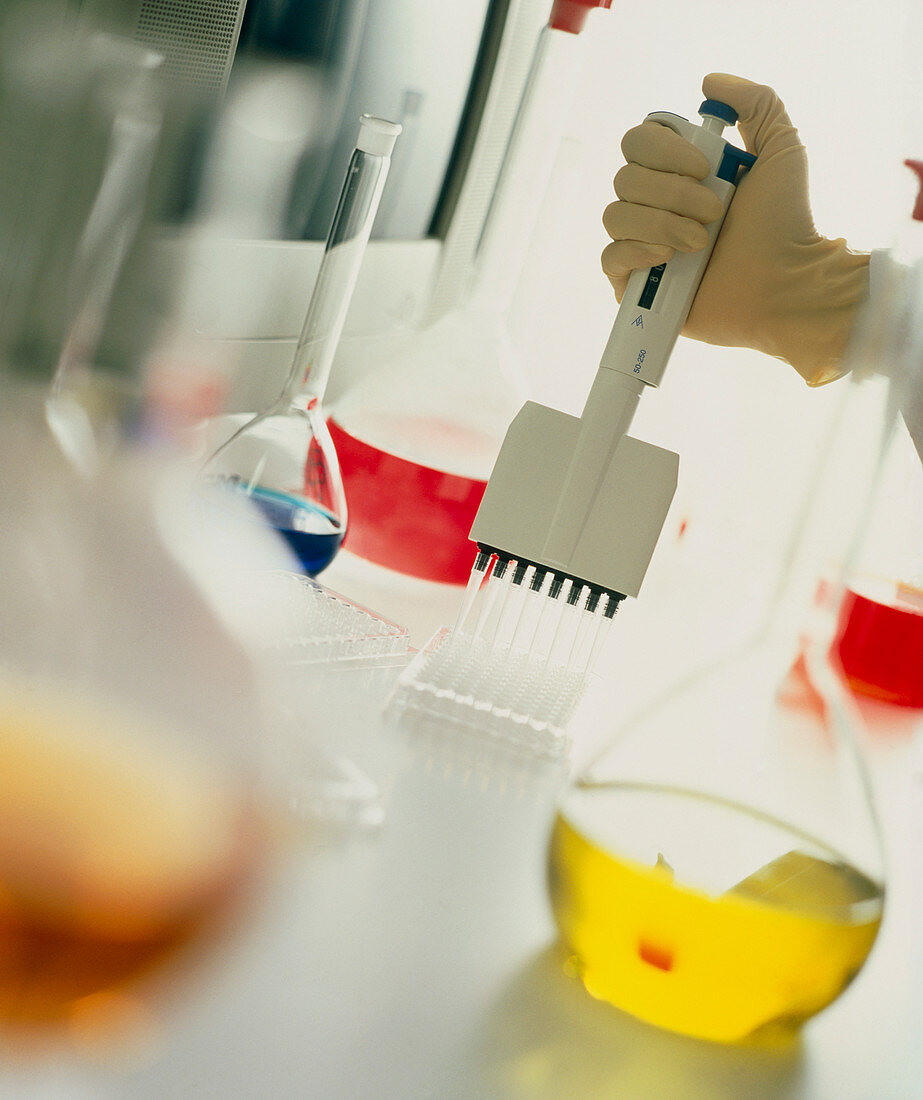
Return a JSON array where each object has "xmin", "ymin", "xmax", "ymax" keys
[
  {"xmin": 702, "ymin": 73, "xmax": 801, "ymax": 158},
  {"xmin": 621, "ymin": 120, "xmax": 711, "ymax": 179},
  {"xmin": 601, "ymin": 239, "xmax": 674, "ymax": 288},
  {"xmin": 603, "ymin": 200, "xmax": 709, "ymax": 253},
  {"xmin": 614, "ymin": 163, "xmax": 725, "ymax": 225}
]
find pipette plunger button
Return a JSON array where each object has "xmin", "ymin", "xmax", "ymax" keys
[{"xmin": 698, "ymin": 99, "xmax": 738, "ymax": 127}]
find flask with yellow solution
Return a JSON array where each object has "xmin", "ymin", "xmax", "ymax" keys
[
  {"xmin": 545, "ymin": 290, "xmax": 904, "ymax": 1041},
  {"xmin": 549, "ymin": 782, "xmax": 882, "ymax": 1043}
]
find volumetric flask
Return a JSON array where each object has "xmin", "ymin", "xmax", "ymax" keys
[
  {"xmin": 206, "ymin": 114, "xmax": 400, "ymax": 576},
  {"xmin": 547, "ymin": 311, "xmax": 896, "ymax": 1044}
]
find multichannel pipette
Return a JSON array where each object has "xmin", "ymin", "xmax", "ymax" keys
[
  {"xmin": 465, "ymin": 100, "xmax": 756, "ymax": 641},
  {"xmin": 390, "ymin": 99, "xmax": 755, "ymax": 753}
]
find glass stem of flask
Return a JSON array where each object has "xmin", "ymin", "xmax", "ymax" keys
[
  {"xmin": 283, "ymin": 144, "xmax": 394, "ymax": 409},
  {"xmin": 468, "ymin": 26, "xmax": 579, "ymax": 319}
]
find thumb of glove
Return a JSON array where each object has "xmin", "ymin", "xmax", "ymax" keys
[
  {"xmin": 702, "ymin": 73, "xmax": 801, "ymax": 160},
  {"xmin": 700, "ymin": 73, "xmax": 816, "ymax": 246}
]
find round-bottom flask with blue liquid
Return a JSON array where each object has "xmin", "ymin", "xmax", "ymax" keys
[
  {"xmin": 217, "ymin": 397, "xmax": 346, "ymax": 576},
  {"xmin": 203, "ymin": 115, "xmax": 401, "ymax": 577}
]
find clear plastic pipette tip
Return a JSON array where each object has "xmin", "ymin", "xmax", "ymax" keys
[{"xmin": 454, "ymin": 548, "xmax": 493, "ymax": 634}]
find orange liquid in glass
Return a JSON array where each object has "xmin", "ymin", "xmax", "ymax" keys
[{"xmin": 0, "ymin": 688, "xmax": 264, "ymax": 1037}]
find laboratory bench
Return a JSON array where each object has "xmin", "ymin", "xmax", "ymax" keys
[{"xmin": 6, "ymin": 550, "xmax": 921, "ymax": 1100}]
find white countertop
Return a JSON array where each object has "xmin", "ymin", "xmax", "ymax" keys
[{"xmin": 9, "ymin": 552, "xmax": 921, "ymax": 1100}]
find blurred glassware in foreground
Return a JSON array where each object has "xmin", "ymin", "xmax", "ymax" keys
[
  {"xmin": 0, "ymin": 17, "xmax": 344, "ymax": 1052},
  {"xmin": 0, "ymin": 386, "xmax": 291, "ymax": 1043},
  {"xmin": 47, "ymin": 37, "xmax": 164, "ymax": 399},
  {"xmin": 328, "ymin": 1, "xmax": 611, "ymax": 585},
  {"xmin": 0, "ymin": 13, "xmax": 158, "ymax": 454},
  {"xmin": 204, "ymin": 113, "xmax": 400, "ymax": 577},
  {"xmin": 546, "ymin": 258, "xmax": 913, "ymax": 1043}
]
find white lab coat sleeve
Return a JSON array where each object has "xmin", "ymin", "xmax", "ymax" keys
[{"xmin": 869, "ymin": 249, "xmax": 923, "ymax": 461}]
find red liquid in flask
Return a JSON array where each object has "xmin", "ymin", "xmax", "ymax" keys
[
  {"xmin": 834, "ymin": 577, "xmax": 923, "ymax": 709},
  {"xmin": 327, "ymin": 417, "xmax": 488, "ymax": 585}
]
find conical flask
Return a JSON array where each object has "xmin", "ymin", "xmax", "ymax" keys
[
  {"xmin": 329, "ymin": 1, "xmax": 611, "ymax": 585},
  {"xmin": 205, "ymin": 114, "xmax": 401, "ymax": 576},
  {"xmin": 829, "ymin": 162, "xmax": 923, "ymax": 708},
  {"xmin": 546, "ymin": 308, "xmax": 899, "ymax": 1044}
]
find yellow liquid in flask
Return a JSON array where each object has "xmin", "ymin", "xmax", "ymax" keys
[{"xmin": 548, "ymin": 785, "xmax": 883, "ymax": 1044}]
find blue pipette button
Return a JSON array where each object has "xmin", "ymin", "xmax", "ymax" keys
[{"xmin": 699, "ymin": 99, "xmax": 738, "ymax": 126}]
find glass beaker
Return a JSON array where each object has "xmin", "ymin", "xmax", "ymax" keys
[
  {"xmin": 546, "ymin": 300, "xmax": 898, "ymax": 1045},
  {"xmin": 204, "ymin": 113, "xmax": 400, "ymax": 577},
  {"xmin": 328, "ymin": 2, "xmax": 612, "ymax": 585}
]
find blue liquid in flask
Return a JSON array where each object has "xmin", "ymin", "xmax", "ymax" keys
[{"xmin": 246, "ymin": 485, "xmax": 344, "ymax": 575}]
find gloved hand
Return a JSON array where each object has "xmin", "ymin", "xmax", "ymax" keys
[{"xmin": 601, "ymin": 73, "xmax": 870, "ymax": 386}]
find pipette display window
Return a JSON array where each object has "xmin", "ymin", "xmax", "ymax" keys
[{"xmin": 637, "ymin": 263, "xmax": 666, "ymax": 310}]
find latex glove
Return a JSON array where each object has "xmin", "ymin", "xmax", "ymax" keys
[{"xmin": 601, "ymin": 73, "xmax": 870, "ymax": 386}]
